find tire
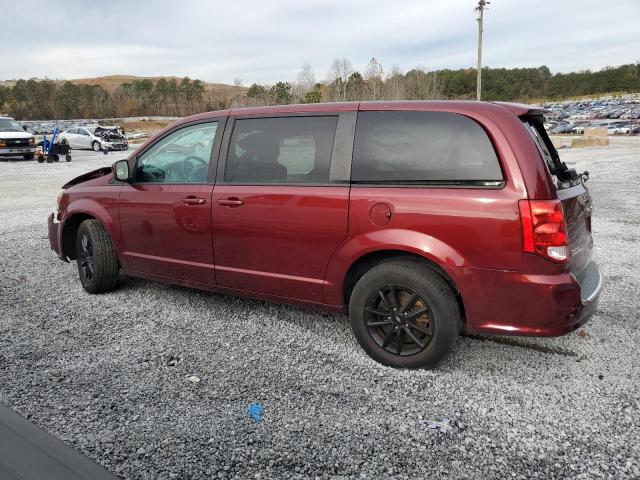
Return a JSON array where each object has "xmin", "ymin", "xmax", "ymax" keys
[
  {"xmin": 349, "ymin": 260, "xmax": 459, "ymax": 369},
  {"xmin": 76, "ymin": 219, "xmax": 120, "ymax": 293},
  {"xmin": 52, "ymin": 154, "xmax": 59, "ymax": 162},
  {"xmin": 65, "ymin": 154, "xmax": 72, "ymax": 162},
  {"xmin": 92, "ymin": 140, "xmax": 101, "ymax": 152},
  {"xmin": 23, "ymin": 153, "xmax": 34, "ymax": 160}
]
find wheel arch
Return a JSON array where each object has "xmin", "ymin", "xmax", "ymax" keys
[
  {"xmin": 341, "ymin": 250, "xmax": 466, "ymax": 322},
  {"xmin": 61, "ymin": 199, "xmax": 120, "ymax": 261},
  {"xmin": 61, "ymin": 213, "xmax": 96, "ymax": 260}
]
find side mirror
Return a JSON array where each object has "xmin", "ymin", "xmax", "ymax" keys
[
  {"xmin": 113, "ymin": 160, "xmax": 130, "ymax": 182},
  {"xmin": 22, "ymin": 125, "xmax": 28, "ymax": 132}
]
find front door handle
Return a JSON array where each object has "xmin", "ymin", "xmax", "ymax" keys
[
  {"xmin": 182, "ymin": 196, "xmax": 206, "ymax": 205},
  {"xmin": 217, "ymin": 198, "xmax": 244, "ymax": 207}
]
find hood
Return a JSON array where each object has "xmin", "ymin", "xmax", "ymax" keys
[
  {"xmin": 62, "ymin": 167, "xmax": 112, "ymax": 189},
  {"xmin": 0, "ymin": 131, "xmax": 34, "ymax": 139}
]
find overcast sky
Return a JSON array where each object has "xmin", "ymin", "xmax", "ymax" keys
[{"xmin": 3, "ymin": 0, "xmax": 639, "ymax": 85}]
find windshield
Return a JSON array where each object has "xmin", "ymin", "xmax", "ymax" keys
[{"xmin": 0, "ymin": 118, "xmax": 25, "ymax": 132}]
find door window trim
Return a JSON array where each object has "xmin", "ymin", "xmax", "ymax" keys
[
  {"xmin": 216, "ymin": 112, "xmax": 355, "ymax": 186},
  {"xmin": 129, "ymin": 117, "xmax": 227, "ymax": 185}
]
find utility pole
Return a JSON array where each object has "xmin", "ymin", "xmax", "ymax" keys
[{"xmin": 475, "ymin": 0, "xmax": 489, "ymax": 101}]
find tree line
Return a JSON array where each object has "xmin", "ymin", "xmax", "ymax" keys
[
  {"xmin": 246, "ymin": 60, "xmax": 640, "ymax": 106},
  {"xmin": 1, "ymin": 61, "xmax": 639, "ymax": 120},
  {"xmin": 0, "ymin": 77, "xmax": 224, "ymax": 120}
]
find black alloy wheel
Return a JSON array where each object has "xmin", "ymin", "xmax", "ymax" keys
[
  {"xmin": 78, "ymin": 232, "xmax": 94, "ymax": 282},
  {"xmin": 364, "ymin": 284, "xmax": 434, "ymax": 356}
]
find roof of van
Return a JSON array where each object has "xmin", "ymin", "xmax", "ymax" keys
[
  {"xmin": 165, "ymin": 101, "xmax": 547, "ymax": 133},
  {"xmin": 184, "ymin": 100, "xmax": 545, "ymax": 120}
]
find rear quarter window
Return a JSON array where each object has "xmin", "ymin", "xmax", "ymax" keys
[{"xmin": 351, "ymin": 111, "xmax": 503, "ymax": 185}]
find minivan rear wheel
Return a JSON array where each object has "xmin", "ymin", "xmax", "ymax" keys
[
  {"xmin": 349, "ymin": 261, "xmax": 459, "ymax": 369},
  {"xmin": 76, "ymin": 219, "xmax": 120, "ymax": 293}
]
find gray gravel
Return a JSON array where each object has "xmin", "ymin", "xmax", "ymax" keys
[{"xmin": 1, "ymin": 139, "xmax": 639, "ymax": 479}]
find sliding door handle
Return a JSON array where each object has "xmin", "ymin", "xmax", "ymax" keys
[{"xmin": 217, "ymin": 198, "xmax": 244, "ymax": 207}]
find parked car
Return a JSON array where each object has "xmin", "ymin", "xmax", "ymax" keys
[
  {"xmin": 57, "ymin": 125, "xmax": 128, "ymax": 151},
  {"xmin": 0, "ymin": 116, "xmax": 36, "ymax": 160},
  {"xmin": 48, "ymin": 101, "xmax": 603, "ymax": 369},
  {"xmin": 550, "ymin": 124, "xmax": 574, "ymax": 134}
]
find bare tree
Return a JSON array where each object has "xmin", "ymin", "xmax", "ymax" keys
[
  {"xmin": 385, "ymin": 64, "xmax": 405, "ymax": 100},
  {"xmin": 405, "ymin": 66, "xmax": 442, "ymax": 100},
  {"xmin": 294, "ymin": 63, "xmax": 316, "ymax": 100},
  {"xmin": 233, "ymin": 78, "xmax": 242, "ymax": 87},
  {"xmin": 327, "ymin": 58, "xmax": 353, "ymax": 101},
  {"xmin": 364, "ymin": 57, "xmax": 384, "ymax": 100}
]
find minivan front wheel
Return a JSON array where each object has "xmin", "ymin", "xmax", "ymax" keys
[
  {"xmin": 349, "ymin": 261, "xmax": 459, "ymax": 369},
  {"xmin": 76, "ymin": 219, "xmax": 119, "ymax": 293}
]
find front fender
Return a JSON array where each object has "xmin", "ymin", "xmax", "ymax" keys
[
  {"xmin": 323, "ymin": 228, "xmax": 468, "ymax": 306},
  {"xmin": 62, "ymin": 196, "xmax": 123, "ymax": 260}
]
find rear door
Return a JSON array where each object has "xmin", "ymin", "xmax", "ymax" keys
[
  {"xmin": 211, "ymin": 113, "xmax": 354, "ymax": 303},
  {"xmin": 65, "ymin": 128, "xmax": 80, "ymax": 148},
  {"xmin": 523, "ymin": 119, "xmax": 594, "ymax": 275},
  {"xmin": 119, "ymin": 119, "xmax": 224, "ymax": 285}
]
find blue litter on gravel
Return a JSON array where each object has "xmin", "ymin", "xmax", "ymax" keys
[
  {"xmin": 427, "ymin": 418, "xmax": 453, "ymax": 433},
  {"xmin": 248, "ymin": 403, "xmax": 264, "ymax": 422}
]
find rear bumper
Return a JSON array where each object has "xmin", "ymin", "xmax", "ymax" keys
[
  {"xmin": 47, "ymin": 213, "xmax": 67, "ymax": 261},
  {"xmin": 462, "ymin": 260, "xmax": 603, "ymax": 336}
]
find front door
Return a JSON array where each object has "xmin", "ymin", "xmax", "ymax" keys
[
  {"xmin": 119, "ymin": 120, "xmax": 222, "ymax": 285},
  {"xmin": 77, "ymin": 128, "xmax": 93, "ymax": 149},
  {"xmin": 212, "ymin": 114, "xmax": 350, "ymax": 303}
]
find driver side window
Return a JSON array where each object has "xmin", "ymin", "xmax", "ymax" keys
[{"xmin": 135, "ymin": 122, "xmax": 218, "ymax": 184}]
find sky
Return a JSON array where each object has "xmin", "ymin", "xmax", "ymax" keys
[{"xmin": 2, "ymin": 0, "xmax": 639, "ymax": 85}]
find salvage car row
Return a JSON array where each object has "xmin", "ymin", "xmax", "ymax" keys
[
  {"xmin": 540, "ymin": 94, "xmax": 640, "ymax": 135},
  {"xmin": 0, "ymin": 116, "xmax": 131, "ymax": 153}
]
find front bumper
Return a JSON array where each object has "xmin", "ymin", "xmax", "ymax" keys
[
  {"xmin": 462, "ymin": 260, "xmax": 603, "ymax": 336},
  {"xmin": 0, "ymin": 146, "xmax": 36, "ymax": 156},
  {"xmin": 104, "ymin": 142, "xmax": 128, "ymax": 151},
  {"xmin": 47, "ymin": 213, "xmax": 67, "ymax": 261}
]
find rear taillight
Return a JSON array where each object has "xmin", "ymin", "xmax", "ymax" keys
[{"xmin": 518, "ymin": 199, "xmax": 568, "ymax": 263}]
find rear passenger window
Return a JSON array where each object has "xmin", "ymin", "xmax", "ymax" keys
[
  {"xmin": 352, "ymin": 111, "xmax": 503, "ymax": 184},
  {"xmin": 225, "ymin": 116, "xmax": 338, "ymax": 184}
]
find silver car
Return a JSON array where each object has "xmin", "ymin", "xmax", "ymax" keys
[{"xmin": 58, "ymin": 126, "xmax": 128, "ymax": 151}]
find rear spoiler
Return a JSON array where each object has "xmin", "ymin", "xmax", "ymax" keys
[{"xmin": 491, "ymin": 101, "xmax": 549, "ymax": 117}]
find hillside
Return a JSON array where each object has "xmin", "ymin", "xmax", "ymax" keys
[{"xmin": 0, "ymin": 75, "xmax": 246, "ymax": 96}]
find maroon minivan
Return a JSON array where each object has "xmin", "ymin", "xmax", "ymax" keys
[{"xmin": 48, "ymin": 101, "xmax": 602, "ymax": 368}]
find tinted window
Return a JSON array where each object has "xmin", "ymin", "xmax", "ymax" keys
[
  {"xmin": 225, "ymin": 116, "xmax": 338, "ymax": 184},
  {"xmin": 135, "ymin": 122, "xmax": 218, "ymax": 183},
  {"xmin": 352, "ymin": 111, "xmax": 502, "ymax": 183}
]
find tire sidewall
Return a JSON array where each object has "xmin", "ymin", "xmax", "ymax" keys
[
  {"xmin": 349, "ymin": 263, "xmax": 458, "ymax": 369},
  {"xmin": 92, "ymin": 141, "xmax": 101, "ymax": 152}
]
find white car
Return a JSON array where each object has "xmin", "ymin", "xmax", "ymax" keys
[
  {"xmin": 57, "ymin": 126, "xmax": 128, "ymax": 151},
  {"xmin": 0, "ymin": 117, "xmax": 36, "ymax": 160}
]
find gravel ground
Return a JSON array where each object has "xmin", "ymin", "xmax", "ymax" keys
[{"xmin": 1, "ymin": 139, "xmax": 639, "ymax": 479}]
